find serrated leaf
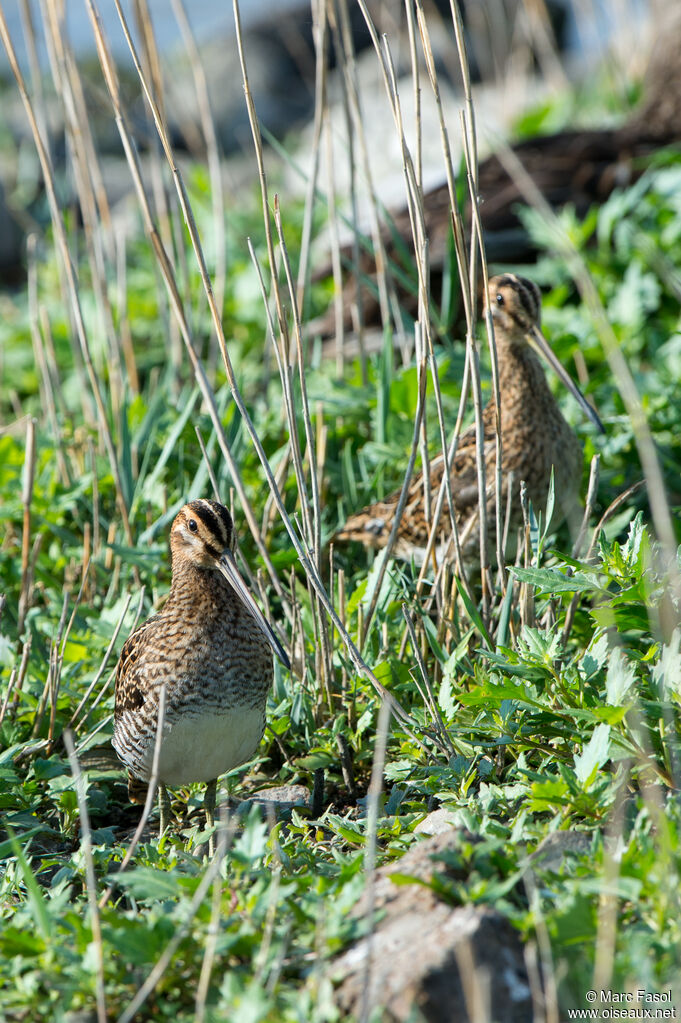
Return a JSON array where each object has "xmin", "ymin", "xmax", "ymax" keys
[
  {"xmin": 605, "ymin": 648, "xmax": 637, "ymax": 706},
  {"xmin": 512, "ymin": 567, "xmax": 603, "ymax": 594},
  {"xmin": 574, "ymin": 724, "xmax": 611, "ymax": 787},
  {"xmin": 438, "ymin": 673, "xmax": 456, "ymax": 717},
  {"xmin": 620, "ymin": 510, "xmax": 646, "ymax": 567},
  {"xmin": 581, "ymin": 632, "xmax": 610, "ymax": 678},
  {"xmin": 608, "ymin": 261, "xmax": 661, "ymax": 329},
  {"xmin": 652, "ymin": 628, "xmax": 681, "ymax": 699},
  {"xmin": 592, "ymin": 706, "xmax": 627, "ymax": 725}
]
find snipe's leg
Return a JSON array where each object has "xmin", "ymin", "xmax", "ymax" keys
[
  {"xmin": 204, "ymin": 778, "xmax": 218, "ymax": 856},
  {"xmin": 158, "ymin": 782, "xmax": 171, "ymax": 839}
]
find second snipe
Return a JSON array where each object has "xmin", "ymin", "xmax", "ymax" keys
[
  {"xmin": 113, "ymin": 499, "xmax": 289, "ymax": 852},
  {"xmin": 336, "ymin": 273, "xmax": 604, "ymax": 570}
]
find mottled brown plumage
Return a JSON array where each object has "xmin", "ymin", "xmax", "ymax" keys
[
  {"xmin": 335, "ymin": 274, "xmax": 603, "ymax": 569},
  {"xmin": 113, "ymin": 499, "xmax": 289, "ymax": 848}
]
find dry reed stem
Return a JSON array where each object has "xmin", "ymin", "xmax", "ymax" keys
[
  {"xmin": 41, "ymin": 6, "xmax": 123, "ymax": 414},
  {"xmin": 68, "ymin": 593, "xmax": 133, "ymax": 732},
  {"xmin": 401, "ymin": 604, "xmax": 455, "ymax": 756},
  {"xmin": 592, "ymin": 763, "xmax": 628, "ymax": 996},
  {"xmin": 38, "ymin": 306, "xmax": 72, "ymax": 435},
  {"xmin": 246, "ymin": 240, "xmax": 315, "ymax": 546},
  {"xmin": 560, "ymin": 455, "xmax": 601, "ymax": 645},
  {"xmin": 273, "ymin": 198, "xmax": 323, "ymax": 560},
  {"xmin": 81, "ymin": 586, "xmax": 148, "ymax": 730},
  {"xmin": 409, "ymin": 3, "xmax": 482, "ymax": 594},
  {"xmin": 88, "ymin": 0, "xmax": 422, "ymax": 731},
  {"xmin": 0, "ymin": 636, "xmax": 31, "ymax": 726},
  {"xmin": 295, "ymin": 0, "xmax": 327, "ymax": 314},
  {"xmin": 358, "ymin": 696, "xmax": 392, "ymax": 1023},
  {"xmin": 169, "ymin": 0, "xmax": 227, "ymax": 341},
  {"xmin": 334, "ymin": 0, "xmax": 396, "ymax": 338},
  {"xmin": 114, "ymin": 227, "xmax": 140, "ymax": 394},
  {"xmin": 31, "ymin": 587, "xmax": 68, "ymax": 740},
  {"xmin": 523, "ymin": 868, "xmax": 560, "ymax": 1023},
  {"xmin": 330, "ymin": 0, "xmax": 368, "ymax": 379},
  {"xmin": 0, "ymin": 8, "xmax": 135, "ymax": 550},
  {"xmin": 452, "ymin": 936, "xmax": 491, "ymax": 1022},
  {"xmin": 252, "ymin": 818, "xmax": 283, "ymax": 988},
  {"xmin": 405, "ymin": 0, "xmax": 423, "ymax": 190},
  {"xmin": 195, "ymin": 427, "xmax": 222, "ymax": 501},
  {"xmin": 64, "ymin": 731, "xmax": 107, "ymax": 1023},
  {"xmin": 194, "ymin": 806, "xmax": 232, "ymax": 1022},
  {"xmin": 87, "ymin": 0, "xmax": 292, "ymax": 594},
  {"xmin": 353, "ymin": 6, "xmax": 479, "ymax": 634},
  {"xmin": 18, "ymin": 0, "xmax": 49, "ymax": 164},
  {"xmin": 362, "ymin": 344, "xmax": 428, "ymax": 633},
  {"xmin": 27, "ymin": 237, "xmax": 70, "ymax": 486},
  {"xmin": 0, "ymin": 666, "xmax": 17, "ymax": 727},
  {"xmin": 17, "ymin": 416, "xmax": 36, "ymax": 636}
]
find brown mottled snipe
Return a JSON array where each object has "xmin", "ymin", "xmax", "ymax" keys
[
  {"xmin": 113, "ymin": 499, "xmax": 289, "ymax": 852},
  {"xmin": 335, "ymin": 273, "xmax": 604, "ymax": 569}
]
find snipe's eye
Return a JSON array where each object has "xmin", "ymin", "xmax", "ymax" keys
[
  {"xmin": 496, "ymin": 292, "xmax": 505, "ymax": 306},
  {"xmin": 188, "ymin": 519, "xmax": 198, "ymax": 533}
]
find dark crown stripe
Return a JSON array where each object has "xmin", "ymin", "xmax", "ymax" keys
[
  {"xmin": 512, "ymin": 275, "xmax": 541, "ymax": 325},
  {"xmin": 189, "ymin": 500, "xmax": 230, "ymax": 547},
  {"xmin": 212, "ymin": 501, "xmax": 233, "ymax": 542},
  {"xmin": 497, "ymin": 273, "xmax": 541, "ymax": 330}
]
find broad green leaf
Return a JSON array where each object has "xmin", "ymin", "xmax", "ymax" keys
[
  {"xmin": 8, "ymin": 830, "xmax": 52, "ymax": 940},
  {"xmin": 294, "ymin": 749, "xmax": 335, "ymax": 771},
  {"xmin": 110, "ymin": 866, "xmax": 187, "ymax": 901}
]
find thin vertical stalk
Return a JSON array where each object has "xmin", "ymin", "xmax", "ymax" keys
[
  {"xmin": 17, "ymin": 417, "xmax": 36, "ymax": 636},
  {"xmin": 170, "ymin": 0, "xmax": 227, "ymax": 329},
  {"xmin": 64, "ymin": 732, "xmax": 107, "ymax": 1023},
  {"xmin": 296, "ymin": 0, "xmax": 327, "ymax": 313}
]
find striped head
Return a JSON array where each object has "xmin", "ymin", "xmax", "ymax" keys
[
  {"xmin": 485, "ymin": 272, "xmax": 605, "ymax": 434},
  {"xmin": 168, "ymin": 498, "xmax": 291, "ymax": 668},
  {"xmin": 170, "ymin": 499, "xmax": 234, "ymax": 569},
  {"xmin": 485, "ymin": 273, "xmax": 542, "ymax": 344}
]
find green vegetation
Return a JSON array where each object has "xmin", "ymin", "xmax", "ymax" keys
[{"xmin": 1, "ymin": 11, "xmax": 681, "ymax": 1023}]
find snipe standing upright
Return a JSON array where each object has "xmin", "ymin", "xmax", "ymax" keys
[
  {"xmin": 113, "ymin": 499, "xmax": 289, "ymax": 851},
  {"xmin": 335, "ymin": 274, "xmax": 604, "ymax": 569}
]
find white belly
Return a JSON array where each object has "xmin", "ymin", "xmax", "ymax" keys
[{"xmin": 153, "ymin": 709, "xmax": 265, "ymax": 786}]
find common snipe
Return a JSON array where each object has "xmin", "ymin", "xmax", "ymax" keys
[
  {"xmin": 335, "ymin": 273, "xmax": 604, "ymax": 569},
  {"xmin": 113, "ymin": 499, "xmax": 289, "ymax": 851}
]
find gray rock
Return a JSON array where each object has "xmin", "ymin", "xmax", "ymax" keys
[
  {"xmin": 239, "ymin": 784, "xmax": 311, "ymax": 817},
  {"xmin": 414, "ymin": 809, "xmax": 460, "ymax": 836},
  {"xmin": 527, "ymin": 830, "xmax": 592, "ymax": 874},
  {"xmin": 331, "ymin": 830, "xmax": 532, "ymax": 1022}
]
